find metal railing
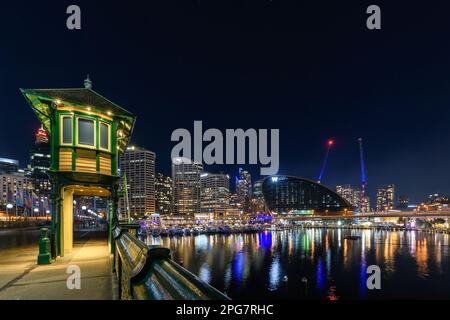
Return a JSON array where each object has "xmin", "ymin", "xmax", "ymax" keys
[{"xmin": 113, "ymin": 225, "xmax": 229, "ymax": 300}]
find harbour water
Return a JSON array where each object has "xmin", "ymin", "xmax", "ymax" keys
[{"xmin": 146, "ymin": 228, "xmax": 450, "ymax": 299}]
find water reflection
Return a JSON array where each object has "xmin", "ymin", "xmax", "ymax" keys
[
  {"xmin": 268, "ymin": 253, "xmax": 280, "ymax": 291},
  {"xmin": 146, "ymin": 229, "xmax": 450, "ymax": 299}
]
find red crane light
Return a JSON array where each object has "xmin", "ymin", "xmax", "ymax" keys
[{"xmin": 327, "ymin": 139, "xmax": 334, "ymax": 146}]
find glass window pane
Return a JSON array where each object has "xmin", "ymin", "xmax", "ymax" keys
[
  {"xmin": 100, "ymin": 123, "xmax": 109, "ymax": 150},
  {"xmin": 78, "ymin": 118, "xmax": 95, "ymax": 146},
  {"xmin": 62, "ymin": 117, "xmax": 72, "ymax": 144}
]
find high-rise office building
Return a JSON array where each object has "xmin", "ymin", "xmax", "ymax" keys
[
  {"xmin": 172, "ymin": 157, "xmax": 203, "ymax": 216},
  {"xmin": 252, "ymin": 179, "xmax": 266, "ymax": 213},
  {"xmin": 229, "ymin": 193, "xmax": 241, "ymax": 210},
  {"xmin": 236, "ymin": 168, "xmax": 252, "ymax": 213},
  {"xmin": 155, "ymin": 173, "xmax": 172, "ymax": 215},
  {"xmin": 360, "ymin": 195, "xmax": 371, "ymax": 212},
  {"xmin": 376, "ymin": 184, "xmax": 395, "ymax": 212},
  {"xmin": 29, "ymin": 127, "xmax": 51, "ymax": 209},
  {"xmin": 200, "ymin": 173, "xmax": 230, "ymax": 215},
  {"xmin": 336, "ymin": 185, "xmax": 358, "ymax": 207},
  {"xmin": 336, "ymin": 184, "xmax": 370, "ymax": 212},
  {"xmin": 0, "ymin": 158, "xmax": 19, "ymax": 174},
  {"xmin": 119, "ymin": 145, "xmax": 156, "ymax": 217}
]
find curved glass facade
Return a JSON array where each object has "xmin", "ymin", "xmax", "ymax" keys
[{"xmin": 262, "ymin": 176, "xmax": 352, "ymax": 214}]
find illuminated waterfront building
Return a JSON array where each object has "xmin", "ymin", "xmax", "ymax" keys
[
  {"xmin": 417, "ymin": 193, "xmax": 450, "ymax": 211},
  {"xmin": 0, "ymin": 173, "xmax": 33, "ymax": 210},
  {"xmin": 426, "ymin": 193, "xmax": 449, "ymax": 205},
  {"xmin": 376, "ymin": 184, "xmax": 395, "ymax": 211},
  {"xmin": 119, "ymin": 145, "xmax": 156, "ymax": 217},
  {"xmin": 172, "ymin": 157, "xmax": 203, "ymax": 216},
  {"xmin": 262, "ymin": 175, "xmax": 351, "ymax": 214},
  {"xmin": 155, "ymin": 173, "xmax": 172, "ymax": 215},
  {"xmin": 200, "ymin": 173, "xmax": 230, "ymax": 216}
]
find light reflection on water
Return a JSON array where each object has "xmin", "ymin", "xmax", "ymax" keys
[{"xmin": 145, "ymin": 229, "xmax": 450, "ymax": 299}]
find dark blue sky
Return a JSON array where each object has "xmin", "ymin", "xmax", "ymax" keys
[{"xmin": 1, "ymin": 1, "xmax": 450, "ymax": 204}]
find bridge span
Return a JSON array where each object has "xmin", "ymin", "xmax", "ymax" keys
[{"xmin": 276, "ymin": 210, "xmax": 450, "ymax": 221}]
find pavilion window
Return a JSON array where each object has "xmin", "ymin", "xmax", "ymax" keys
[
  {"xmin": 100, "ymin": 122, "xmax": 110, "ymax": 151},
  {"xmin": 62, "ymin": 116, "xmax": 73, "ymax": 145},
  {"xmin": 77, "ymin": 118, "xmax": 95, "ymax": 147}
]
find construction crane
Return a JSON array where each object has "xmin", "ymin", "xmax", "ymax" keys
[
  {"xmin": 317, "ymin": 139, "xmax": 334, "ymax": 184},
  {"xmin": 358, "ymin": 138, "xmax": 367, "ymax": 212}
]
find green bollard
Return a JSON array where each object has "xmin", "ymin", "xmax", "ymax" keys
[{"xmin": 37, "ymin": 228, "xmax": 52, "ymax": 265}]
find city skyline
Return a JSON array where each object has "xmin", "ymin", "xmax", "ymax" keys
[
  {"xmin": 1, "ymin": 131, "xmax": 444, "ymax": 208},
  {"xmin": 2, "ymin": 1, "xmax": 450, "ymax": 305},
  {"xmin": 2, "ymin": 2, "xmax": 450, "ymax": 204}
]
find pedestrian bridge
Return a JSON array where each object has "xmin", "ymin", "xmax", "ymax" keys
[{"xmin": 277, "ymin": 210, "xmax": 450, "ymax": 221}]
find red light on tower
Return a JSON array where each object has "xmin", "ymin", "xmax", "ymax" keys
[
  {"xmin": 36, "ymin": 126, "xmax": 49, "ymax": 144},
  {"xmin": 328, "ymin": 139, "xmax": 334, "ymax": 146}
]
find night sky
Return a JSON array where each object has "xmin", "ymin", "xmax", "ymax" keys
[{"xmin": 1, "ymin": 1, "xmax": 450, "ymax": 204}]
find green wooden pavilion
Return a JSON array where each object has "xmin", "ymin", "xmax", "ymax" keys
[{"xmin": 21, "ymin": 77, "xmax": 136, "ymax": 258}]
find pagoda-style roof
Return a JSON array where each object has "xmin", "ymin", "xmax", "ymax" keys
[{"xmin": 20, "ymin": 87, "xmax": 136, "ymax": 155}]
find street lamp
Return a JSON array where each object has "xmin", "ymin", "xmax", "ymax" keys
[{"xmin": 6, "ymin": 203, "xmax": 13, "ymax": 221}]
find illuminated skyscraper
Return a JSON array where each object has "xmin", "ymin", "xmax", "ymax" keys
[
  {"xmin": 360, "ymin": 195, "xmax": 371, "ymax": 212},
  {"xmin": 336, "ymin": 184, "xmax": 370, "ymax": 212},
  {"xmin": 200, "ymin": 173, "xmax": 230, "ymax": 215},
  {"xmin": 155, "ymin": 173, "xmax": 172, "ymax": 215},
  {"xmin": 236, "ymin": 168, "xmax": 252, "ymax": 213},
  {"xmin": 376, "ymin": 184, "xmax": 395, "ymax": 212},
  {"xmin": 336, "ymin": 185, "xmax": 358, "ymax": 207},
  {"xmin": 29, "ymin": 127, "xmax": 51, "ymax": 213},
  {"xmin": 120, "ymin": 145, "xmax": 156, "ymax": 217},
  {"xmin": 252, "ymin": 179, "xmax": 266, "ymax": 213},
  {"xmin": 172, "ymin": 157, "xmax": 203, "ymax": 215},
  {"xmin": 229, "ymin": 193, "xmax": 241, "ymax": 210}
]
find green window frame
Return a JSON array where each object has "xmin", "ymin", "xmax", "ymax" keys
[
  {"xmin": 76, "ymin": 117, "xmax": 96, "ymax": 148},
  {"xmin": 99, "ymin": 121, "xmax": 111, "ymax": 151},
  {"xmin": 60, "ymin": 115, "xmax": 73, "ymax": 145}
]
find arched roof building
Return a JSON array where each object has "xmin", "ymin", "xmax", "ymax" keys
[{"xmin": 262, "ymin": 175, "xmax": 352, "ymax": 214}]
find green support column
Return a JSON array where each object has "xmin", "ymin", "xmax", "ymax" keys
[
  {"xmin": 109, "ymin": 182, "xmax": 119, "ymax": 254},
  {"xmin": 49, "ymin": 179, "xmax": 61, "ymax": 259},
  {"xmin": 37, "ymin": 228, "xmax": 51, "ymax": 265}
]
